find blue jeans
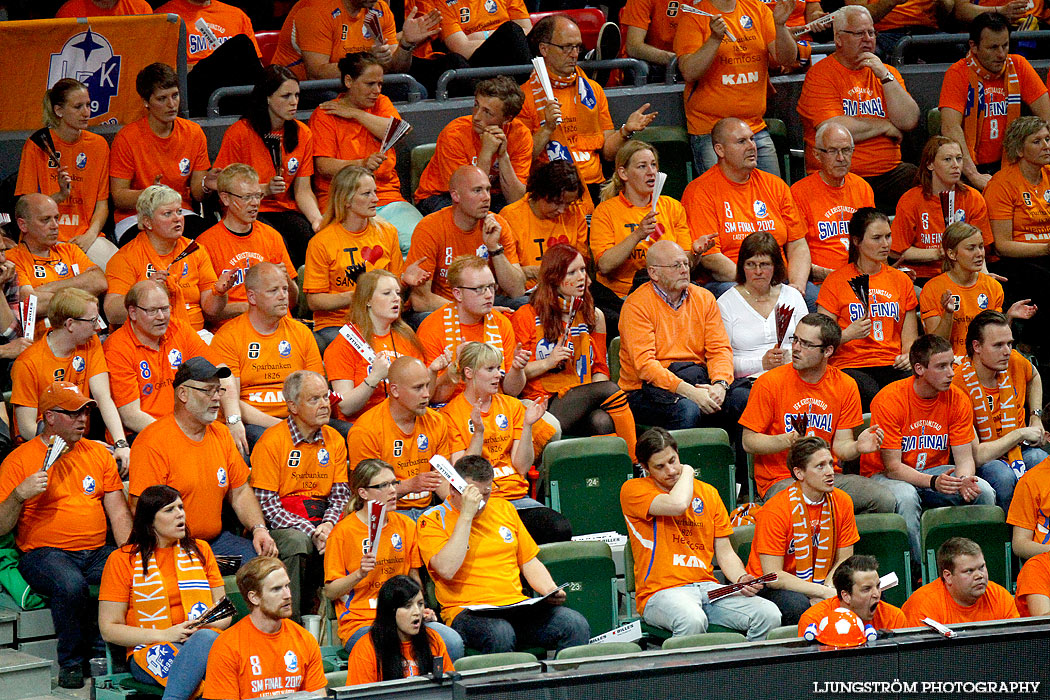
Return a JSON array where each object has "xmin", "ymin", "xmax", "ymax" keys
[
  {"xmin": 978, "ymin": 446, "xmax": 1048, "ymax": 514},
  {"xmin": 128, "ymin": 628, "xmax": 219, "ymax": 700},
  {"xmin": 450, "ymin": 604, "xmax": 590, "ymax": 654},
  {"xmin": 18, "ymin": 546, "xmax": 113, "ymax": 669},
  {"xmin": 643, "ymin": 581, "xmax": 781, "ymax": 640},
  {"xmin": 872, "ymin": 465, "xmax": 996, "ymax": 567},
  {"xmin": 207, "ymin": 530, "xmax": 258, "ymax": 564},
  {"xmin": 344, "ymin": 621, "xmax": 464, "ymax": 661},
  {"xmin": 690, "ymin": 128, "xmax": 780, "ymax": 179}
]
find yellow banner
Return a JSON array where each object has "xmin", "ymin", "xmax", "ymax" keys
[{"xmin": 0, "ymin": 15, "xmax": 182, "ymax": 132}]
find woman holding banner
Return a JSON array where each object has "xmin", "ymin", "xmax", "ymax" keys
[
  {"xmin": 98, "ymin": 485, "xmax": 228, "ymax": 700},
  {"xmin": 215, "ymin": 65, "xmax": 322, "ymax": 268},
  {"xmin": 16, "ymin": 78, "xmax": 118, "ymax": 269},
  {"xmin": 323, "ymin": 459, "xmax": 463, "ymax": 658}
]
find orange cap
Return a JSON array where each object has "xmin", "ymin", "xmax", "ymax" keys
[{"xmin": 39, "ymin": 382, "xmax": 96, "ymax": 413}]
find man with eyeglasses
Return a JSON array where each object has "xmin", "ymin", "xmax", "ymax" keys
[
  {"xmin": 790, "ymin": 123, "xmax": 876, "ymax": 292},
  {"xmin": 10, "ymin": 287, "xmax": 131, "ymax": 473},
  {"xmin": 250, "ymin": 370, "xmax": 349, "ymax": 622},
  {"xmin": 799, "ymin": 5, "xmax": 920, "ymax": 215},
  {"xmin": 197, "ymin": 164, "xmax": 298, "ymax": 321},
  {"xmin": 130, "ymin": 356, "xmax": 279, "ymax": 564},
  {"xmin": 0, "ymin": 382, "xmax": 132, "ymax": 689},
  {"xmin": 103, "ymin": 279, "xmax": 209, "ymax": 436},
  {"xmin": 211, "ymin": 262, "xmax": 326, "ymax": 456},
  {"xmin": 740, "ymin": 312, "xmax": 895, "ymax": 513}
]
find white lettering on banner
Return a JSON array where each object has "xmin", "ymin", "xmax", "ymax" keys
[{"xmin": 589, "ymin": 620, "xmax": 642, "ymax": 644}]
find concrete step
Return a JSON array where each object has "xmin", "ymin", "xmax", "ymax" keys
[
  {"xmin": 0, "ymin": 610, "xmax": 16, "ymax": 647},
  {"xmin": 0, "ymin": 649, "xmax": 53, "ymax": 699}
]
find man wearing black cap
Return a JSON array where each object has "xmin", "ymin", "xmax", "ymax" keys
[
  {"xmin": 0, "ymin": 381, "xmax": 132, "ymax": 689},
  {"xmin": 129, "ymin": 356, "xmax": 278, "ymax": 563}
]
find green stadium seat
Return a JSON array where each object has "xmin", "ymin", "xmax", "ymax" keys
[
  {"xmin": 729, "ymin": 524, "xmax": 755, "ymax": 565},
  {"xmin": 854, "ymin": 513, "xmax": 912, "ymax": 607},
  {"xmin": 765, "ymin": 625, "xmax": 799, "ymax": 640},
  {"xmin": 537, "ymin": 540, "xmax": 618, "ymax": 636},
  {"xmin": 410, "ymin": 143, "xmax": 437, "ymax": 194},
  {"xmin": 920, "ymin": 505, "xmax": 1011, "ymax": 587},
  {"xmin": 453, "ymin": 651, "xmax": 538, "ymax": 671},
  {"xmin": 556, "ymin": 641, "xmax": 642, "ymax": 660},
  {"xmin": 295, "ymin": 264, "xmax": 309, "ymax": 320},
  {"xmin": 660, "ymin": 631, "xmax": 747, "ymax": 650},
  {"xmin": 635, "ymin": 125, "xmax": 692, "ymax": 200},
  {"xmin": 540, "ymin": 436, "xmax": 634, "ymax": 536},
  {"xmin": 670, "ymin": 427, "xmax": 736, "ymax": 511},
  {"xmin": 765, "ymin": 118, "xmax": 793, "ymax": 184},
  {"xmin": 608, "ymin": 336, "xmax": 621, "ymax": 384},
  {"xmin": 926, "ymin": 107, "xmax": 941, "ymax": 139}
]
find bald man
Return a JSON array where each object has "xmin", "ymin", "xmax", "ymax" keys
[
  {"xmin": 212, "ymin": 263, "xmax": 325, "ymax": 455},
  {"xmin": 406, "ymin": 165, "xmax": 527, "ymax": 315},
  {"xmin": 346, "ymin": 356, "xmax": 452, "ymax": 519},
  {"xmin": 618, "ymin": 240, "xmax": 735, "ymax": 430}
]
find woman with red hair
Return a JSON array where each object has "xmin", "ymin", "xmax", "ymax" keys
[{"xmin": 511, "ymin": 244, "xmax": 637, "ymax": 460}]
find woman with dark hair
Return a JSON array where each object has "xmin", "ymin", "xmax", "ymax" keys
[
  {"xmin": 817, "ymin": 207, "xmax": 919, "ymax": 409},
  {"xmin": 309, "ymin": 52, "xmax": 422, "ymax": 256},
  {"xmin": 98, "ymin": 486, "xmax": 228, "ymax": 700},
  {"xmin": 511, "ymin": 244, "xmax": 637, "ymax": 461},
  {"xmin": 16, "ymin": 77, "xmax": 118, "ymax": 268},
  {"xmin": 891, "ymin": 136, "xmax": 992, "ymax": 285},
  {"xmin": 215, "ymin": 65, "xmax": 322, "ymax": 267},
  {"xmin": 324, "ymin": 460, "xmax": 462, "ymax": 658},
  {"xmin": 346, "ymin": 575, "xmax": 454, "ymax": 685}
]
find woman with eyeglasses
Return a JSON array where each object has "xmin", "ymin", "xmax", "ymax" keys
[
  {"xmin": 303, "ymin": 166, "xmax": 427, "ymax": 352},
  {"xmin": 215, "ymin": 65, "xmax": 323, "ymax": 268},
  {"xmin": 346, "ymin": 575, "xmax": 455, "ymax": 685},
  {"xmin": 890, "ymin": 136, "xmax": 992, "ymax": 286},
  {"xmin": 817, "ymin": 207, "xmax": 919, "ymax": 410},
  {"xmin": 323, "ymin": 459, "xmax": 463, "ymax": 659}
]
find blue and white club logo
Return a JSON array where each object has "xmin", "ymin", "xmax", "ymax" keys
[
  {"xmin": 499, "ymin": 526, "xmax": 514, "ymax": 543},
  {"xmin": 54, "ymin": 262, "xmax": 69, "ymax": 276},
  {"xmin": 391, "ymin": 532, "xmax": 403, "ymax": 550},
  {"xmin": 168, "ymin": 348, "xmax": 183, "ymax": 369},
  {"xmin": 546, "ymin": 140, "xmax": 572, "ymax": 162},
  {"xmin": 188, "ymin": 601, "xmax": 208, "ymax": 620},
  {"xmin": 278, "ymin": 340, "xmax": 292, "ymax": 357},
  {"xmin": 287, "ymin": 157, "xmax": 300, "ymax": 174},
  {"xmin": 72, "ymin": 355, "xmax": 85, "ymax": 372},
  {"xmin": 740, "ymin": 15, "xmax": 753, "ymax": 29},
  {"xmin": 216, "ymin": 466, "xmax": 227, "ymax": 487},
  {"xmin": 691, "ymin": 496, "xmax": 704, "ymax": 514},
  {"xmin": 417, "ymin": 433, "xmax": 429, "ymax": 451},
  {"xmin": 753, "ymin": 200, "xmax": 768, "ymax": 218},
  {"xmin": 145, "ymin": 644, "xmax": 176, "ymax": 678},
  {"xmin": 82, "ymin": 475, "xmax": 96, "ymax": 495},
  {"xmin": 47, "ymin": 29, "xmax": 122, "ymax": 118},
  {"xmin": 284, "ymin": 650, "xmax": 298, "ymax": 672},
  {"xmin": 76, "ymin": 152, "xmax": 88, "ymax": 170},
  {"xmin": 485, "ymin": 0, "xmax": 498, "ymax": 12},
  {"xmin": 496, "ymin": 414, "xmax": 509, "ymax": 430},
  {"xmin": 318, "ymin": 448, "xmax": 329, "ymax": 466},
  {"xmin": 977, "ymin": 293, "xmax": 989, "ymax": 309},
  {"xmin": 179, "ymin": 158, "xmax": 191, "ymax": 176}
]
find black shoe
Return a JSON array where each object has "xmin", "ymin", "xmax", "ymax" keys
[{"xmin": 58, "ymin": 665, "xmax": 84, "ymax": 689}]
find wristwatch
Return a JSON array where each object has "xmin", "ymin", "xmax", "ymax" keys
[
  {"xmin": 487, "ymin": 245, "xmax": 505, "ymax": 257},
  {"xmin": 1033, "ymin": 409, "xmax": 1044, "ymax": 418},
  {"xmin": 226, "ymin": 415, "xmax": 242, "ymax": 425},
  {"xmin": 713, "ymin": 379, "xmax": 730, "ymax": 392},
  {"xmin": 114, "ymin": 439, "xmax": 129, "ymax": 449},
  {"xmin": 880, "ymin": 73, "xmax": 895, "ymax": 84}
]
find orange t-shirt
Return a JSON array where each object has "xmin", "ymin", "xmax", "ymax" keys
[
  {"xmin": 417, "ymin": 304, "xmax": 517, "ymax": 397},
  {"xmin": 983, "ymin": 162, "xmax": 1050, "ymax": 242},
  {"xmin": 102, "ymin": 318, "xmax": 209, "ymax": 418},
  {"xmin": 939, "ymin": 55, "xmax": 1047, "ymax": 166},
  {"xmin": 106, "ymin": 233, "xmax": 219, "ymax": 331},
  {"xmin": 323, "ymin": 330, "xmax": 425, "ymax": 421},
  {"xmin": 108, "ymin": 117, "xmax": 210, "ymax": 223},
  {"xmin": 308, "ymin": 95, "xmax": 402, "ymax": 210},
  {"xmin": 271, "ymin": 0, "xmax": 397, "ymax": 80},
  {"xmin": 517, "ymin": 69, "xmax": 613, "ymax": 186},
  {"xmin": 201, "ymin": 617, "xmax": 326, "ymax": 699},
  {"xmin": 302, "ymin": 218, "xmax": 404, "ymax": 331},
  {"xmin": 344, "ymin": 399, "xmax": 450, "ymax": 510},
  {"xmin": 797, "ymin": 596, "xmax": 908, "ymax": 636},
  {"xmin": 790, "ymin": 172, "xmax": 876, "ymax": 273},
  {"xmin": 870, "ymin": 0, "xmax": 937, "ymax": 29},
  {"xmin": 405, "ymin": 208, "xmax": 520, "ymax": 301},
  {"xmin": 417, "ymin": 498, "xmax": 539, "ymax": 623},
  {"xmin": 621, "ymin": 0, "xmax": 682, "ymax": 52},
  {"xmin": 323, "ymin": 511, "xmax": 421, "ymax": 642},
  {"xmin": 618, "ymin": 282, "xmax": 735, "ymax": 392},
  {"xmin": 499, "ymin": 196, "xmax": 588, "ymax": 288},
  {"xmin": 11, "ymin": 334, "xmax": 107, "ymax": 421},
  {"xmin": 56, "ymin": 0, "xmax": 152, "ymax": 16},
  {"xmin": 891, "ymin": 186, "xmax": 992, "ymax": 280},
  {"xmin": 436, "ymin": 0, "xmax": 529, "ymax": 38},
  {"xmin": 8, "ymin": 241, "xmax": 96, "ymax": 338},
  {"xmin": 415, "ymin": 115, "xmax": 532, "ymax": 203},
  {"xmin": 920, "ymin": 273, "xmax": 1004, "ymax": 357},
  {"xmin": 347, "ymin": 629, "xmax": 453, "ymax": 685},
  {"xmin": 673, "ymin": 0, "xmax": 776, "ymax": 135},
  {"xmin": 684, "ymin": 166, "xmax": 806, "ymax": 263},
  {"xmin": 739, "ymin": 363, "xmax": 863, "ymax": 498},
  {"xmin": 816, "ymin": 262, "xmax": 918, "ymax": 369},
  {"xmin": 129, "ymin": 415, "xmax": 249, "ymax": 540},
  {"xmin": 209, "ymin": 314, "xmax": 324, "ymax": 418},
  {"xmin": 590, "ymin": 194, "xmax": 693, "ymax": 298},
  {"xmin": 1015, "ymin": 551, "xmax": 1050, "ymax": 616},
  {"xmin": 441, "ymin": 392, "xmax": 527, "ymax": 500},
  {"xmin": 799, "ymin": 59, "xmax": 907, "ymax": 177},
  {"xmin": 214, "ymin": 119, "xmax": 316, "ymax": 215},
  {"xmin": 250, "ymin": 423, "xmax": 348, "ymax": 500},
  {"xmin": 197, "ymin": 221, "xmax": 296, "ymax": 308},
  {"xmin": 861, "ymin": 378, "xmax": 975, "ymax": 477},
  {"xmin": 156, "ymin": 0, "xmax": 261, "ymax": 65},
  {"xmin": 1006, "ymin": 458, "xmax": 1050, "ymax": 545},
  {"xmin": 621, "ymin": 476, "xmax": 731, "ymax": 612},
  {"xmin": 98, "ymin": 541, "xmax": 223, "ymax": 645},
  {"xmin": 901, "ymin": 578, "xmax": 1018, "ymax": 625},
  {"xmin": 0, "ymin": 436, "xmax": 122, "ymax": 552},
  {"xmin": 15, "ymin": 129, "xmax": 109, "ymax": 241},
  {"xmin": 745, "ymin": 486, "xmax": 859, "ymax": 578},
  {"xmin": 510, "ymin": 303, "xmax": 610, "ymax": 402}
]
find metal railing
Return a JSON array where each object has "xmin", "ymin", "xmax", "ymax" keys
[
  {"xmin": 434, "ymin": 58, "xmax": 649, "ymax": 101},
  {"xmin": 889, "ymin": 30, "xmax": 1050, "ymax": 66},
  {"xmin": 205, "ymin": 74, "xmax": 426, "ymax": 117}
]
